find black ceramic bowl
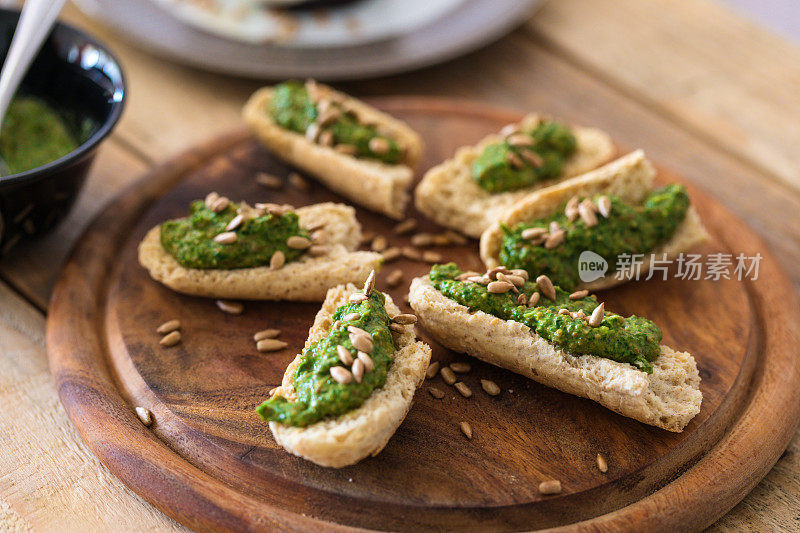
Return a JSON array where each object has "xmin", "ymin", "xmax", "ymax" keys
[{"xmin": 0, "ymin": 9, "xmax": 125, "ymax": 257}]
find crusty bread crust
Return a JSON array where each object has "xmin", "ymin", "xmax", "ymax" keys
[
  {"xmin": 409, "ymin": 276, "xmax": 702, "ymax": 432},
  {"xmin": 243, "ymin": 86, "xmax": 424, "ymax": 220},
  {"xmin": 414, "ymin": 114, "xmax": 615, "ymax": 237},
  {"xmin": 138, "ymin": 202, "xmax": 383, "ymax": 301},
  {"xmin": 480, "ymin": 150, "xmax": 709, "ymax": 291},
  {"xmin": 269, "ymin": 284, "xmax": 431, "ymax": 467}
]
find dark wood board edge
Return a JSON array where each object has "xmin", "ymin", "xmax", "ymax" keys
[{"xmin": 46, "ymin": 98, "xmax": 800, "ymax": 532}]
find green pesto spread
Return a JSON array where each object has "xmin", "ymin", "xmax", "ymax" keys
[
  {"xmin": 160, "ymin": 200, "xmax": 309, "ymax": 269},
  {"xmin": 471, "ymin": 120, "xmax": 577, "ymax": 193},
  {"xmin": 500, "ymin": 184, "xmax": 690, "ymax": 290},
  {"xmin": 257, "ymin": 290, "xmax": 395, "ymax": 426},
  {"xmin": 430, "ymin": 263, "xmax": 661, "ymax": 372},
  {"xmin": 269, "ymin": 81, "xmax": 403, "ymax": 164},
  {"xmin": 0, "ymin": 96, "xmax": 79, "ymax": 174}
]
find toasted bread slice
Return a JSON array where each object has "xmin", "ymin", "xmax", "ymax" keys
[
  {"xmin": 409, "ymin": 276, "xmax": 702, "ymax": 432},
  {"xmin": 480, "ymin": 150, "xmax": 709, "ymax": 291},
  {"xmin": 268, "ymin": 284, "xmax": 431, "ymax": 467},
  {"xmin": 244, "ymin": 85, "xmax": 424, "ymax": 220},
  {"xmin": 138, "ymin": 202, "xmax": 382, "ymax": 301},
  {"xmin": 414, "ymin": 114, "xmax": 614, "ymax": 237}
]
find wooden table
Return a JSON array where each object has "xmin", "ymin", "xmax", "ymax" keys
[{"xmin": 1, "ymin": 0, "xmax": 798, "ymax": 530}]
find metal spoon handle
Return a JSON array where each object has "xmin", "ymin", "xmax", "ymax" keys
[{"xmin": 0, "ymin": 0, "xmax": 68, "ymax": 130}]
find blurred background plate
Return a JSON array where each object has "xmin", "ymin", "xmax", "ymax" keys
[
  {"xmin": 73, "ymin": 0, "xmax": 543, "ymax": 80},
  {"xmin": 148, "ymin": 0, "xmax": 466, "ymax": 48}
]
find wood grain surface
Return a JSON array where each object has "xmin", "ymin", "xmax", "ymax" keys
[
  {"xmin": 47, "ymin": 99, "xmax": 800, "ymax": 531},
  {"xmin": 1, "ymin": 0, "xmax": 799, "ymax": 530}
]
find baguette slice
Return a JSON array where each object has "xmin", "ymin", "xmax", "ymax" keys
[
  {"xmin": 409, "ymin": 276, "xmax": 702, "ymax": 432},
  {"xmin": 268, "ymin": 284, "xmax": 431, "ymax": 467},
  {"xmin": 480, "ymin": 150, "xmax": 709, "ymax": 291},
  {"xmin": 414, "ymin": 114, "xmax": 615, "ymax": 237},
  {"xmin": 138, "ymin": 202, "xmax": 382, "ymax": 301},
  {"xmin": 244, "ymin": 85, "xmax": 424, "ymax": 219}
]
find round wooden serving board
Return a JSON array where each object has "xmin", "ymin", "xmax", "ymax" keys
[{"xmin": 47, "ymin": 98, "xmax": 800, "ymax": 532}]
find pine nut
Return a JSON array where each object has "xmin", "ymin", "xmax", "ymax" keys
[
  {"xmin": 440, "ymin": 366, "xmax": 457, "ymax": 385},
  {"xmin": 426, "ymin": 361, "xmax": 440, "ymax": 379},
  {"xmin": 216, "ymin": 300, "xmax": 243, "ymax": 314},
  {"xmin": 544, "ymin": 229, "xmax": 565, "ymax": 249},
  {"xmin": 411, "ymin": 233, "xmax": 435, "ymax": 247},
  {"xmin": 225, "ymin": 214, "xmax": 244, "ymax": 232},
  {"xmin": 156, "ymin": 319, "xmax": 180, "ymax": 334},
  {"xmin": 450, "ymin": 362, "xmax": 471, "ymax": 373},
  {"xmin": 528, "ymin": 291, "xmax": 541, "ymax": 307},
  {"xmin": 389, "ymin": 323, "xmax": 405, "ymax": 333},
  {"xmin": 506, "ymin": 150, "xmax": 524, "ymax": 169},
  {"xmin": 254, "ymin": 329, "xmax": 280, "ymax": 341},
  {"xmin": 454, "ymin": 382, "xmax": 472, "ymax": 398},
  {"xmin": 135, "ymin": 406, "xmax": 153, "ymax": 426},
  {"xmin": 349, "ymin": 292, "xmax": 367, "ymax": 304},
  {"xmin": 371, "ymin": 235, "xmax": 388, "ymax": 252},
  {"xmin": 539, "ymin": 480, "xmax": 562, "ymax": 495},
  {"xmin": 597, "ymin": 196, "xmax": 611, "ymax": 218},
  {"xmin": 589, "ymin": 302, "xmax": 605, "ymax": 327},
  {"xmin": 488, "ymin": 281, "xmax": 514, "ymax": 293},
  {"xmin": 270, "ymin": 250, "xmax": 285, "ymax": 270},
  {"xmin": 518, "ymin": 293, "xmax": 528, "ymax": 306},
  {"xmin": 428, "ymin": 387, "xmax": 445, "ymax": 399},
  {"xmin": 308, "ymin": 245, "xmax": 329, "ymax": 256},
  {"xmin": 357, "ymin": 351, "xmax": 374, "ymax": 372},
  {"xmin": 289, "ymin": 172, "xmax": 309, "ymax": 190},
  {"xmin": 368, "ymin": 137, "xmax": 390, "ymax": 155},
  {"xmin": 507, "ymin": 133, "xmax": 534, "ymax": 146},
  {"xmin": 522, "ymin": 227, "xmax": 548, "ymax": 240},
  {"xmin": 382, "ymin": 247, "xmax": 401, "ymax": 262},
  {"xmin": 160, "ymin": 331, "xmax": 181, "ymax": 346},
  {"xmin": 386, "ymin": 269, "xmax": 404, "ymax": 287},
  {"xmin": 579, "ymin": 199, "xmax": 598, "ymax": 227},
  {"xmin": 351, "ymin": 359, "xmax": 365, "ymax": 383},
  {"xmin": 214, "ymin": 232, "xmax": 237, "ymax": 244},
  {"xmin": 305, "ymin": 122, "xmax": 320, "ymax": 141},
  {"xmin": 422, "ymin": 251, "xmax": 442, "ymax": 263},
  {"xmin": 520, "ymin": 149, "xmax": 543, "ymax": 167},
  {"xmin": 363, "ymin": 270, "xmax": 376, "ymax": 295},
  {"xmin": 350, "ymin": 333, "xmax": 373, "ymax": 353},
  {"xmin": 287, "ymin": 236, "xmax": 311, "ymax": 249},
  {"xmin": 401, "ymin": 246, "xmax": 422, "ymax": 260},
  {"xmin": 481, "ymin": 379, "xmax": 501, "ymax": 396},
  {"xmin": 569, "ymin": 290, "xmax": 589, "ymax": 300},
  {"xmin": 342, "ymin": 313, "xmax": 361, "ymax": 322},
  {"xmin": 393, "ymin": 218, "xmax": 417, "ymax": 234},
  {"xmin": 393, "ymin": 313, "xmax": 417, "ymax": 324},
  {"xmin": 597, "ymin": 453, "xmax": 608, "ymax": 473},
  {"xmin": 347, "ymin": 325, "xmax": 370, "ymax": 337},
  {"xmin": 257, "ymin": 339, "xmax": 288, "ymax": 352},
  {"xmin": 460, "ymin": 421, "xmax": 473, "ymax": 439},
  {"xmin": 205, "ymin": 191, "xmax": 220, "ymax": 207},
  {"xmin": 330, "ymin": 366, "xmax": 353, "ymax": 384},
  {"xmin": 510, "ymin": 269, "xmax": 529, "ymax": 280},
  {"xmin": 319, "ymin": 130, "xmax": 334, "ymax": 146},
  {"xmin": 210, "ymin": 196, "xmax": 230, "ymax": 212},
  {"xmin": 536, "ymin": 275, "xmax": 556, "ymax": 300}
]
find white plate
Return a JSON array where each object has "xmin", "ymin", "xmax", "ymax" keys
[
  {"xmin": 75, "ymin": 0, "xmax": 543, "ymax": 80},
  {"xmin": 149, "ymin": 0, "xmax": 466, "ymax": 48}
]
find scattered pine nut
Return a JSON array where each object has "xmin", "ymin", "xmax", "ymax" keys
[
  {"xmin": 569, "ymin": 290, "xmax": 589, "ymax": 300},
  {"xmin": 528, "ymin": 292, "xmax": 541, "ymax": 307},
  {"xmin": 488, "ymin": 281, "xmax": 514, "ymax": 294},
  {"xmin": 350, "ymin": 332, "xmax": 374, "ymax": 353},
  {"xmin": 449, "ymin": 362, "xmax": 471, "ymax": 373},
  {"xmin": 135, "ymin": 406, "xmax": 153, "ymax": 427},
  {"xmin": 288, "ymin": 172, "xmax": 309, "ymax": 190},
  {"xmin": 536, "ymin": 275, "xmax": 556, "ymax": 301},
  {"xmin": 422, "ymin": 251, "xmax": 443, "ymax": 263},
  {"xmin": 597, "ymin": 196, "xmax": 611, "ymax": 218},
  {"xmin": 382, "ymin": 247, "xmax": 401, "ymax": 262},
  {"xmin": 257, "ymin": 339, "xmax": 288, "ymax": 352},
  {"xmin": 357, "ymin": 351, "xmax": 374, "ymax": 372},
  {"xmin": 205, "ymin": 191, "xmax": 220, "ymax": 207},
  {"xmin": 428, "ymin": 387, "xmax": 445, "ymax": 399},
  {"xmin": 460, "ymin": 421, "xmax": 473, "ymax": 439},
  {"xmin": 538, "ymin": 480, "xmax": 562, "ymax": 495},
  {"xmin": 210, "ymin": 196, "xmax": 230, "ymax": 212},
  {"xmin": 426, "ymin": 361, "xmax": 440, "ymax": 379},
  {"xmin": 522, "ymin": 227, "xmax": 548, "ymax": 241},
  {"xmin": 342, "ymin": 313, "xmax": 361, "ymax": 322},
  {"xmin": 337, "ymin": 345, "xmax": 354, "ymax": 365},
  {"xmin": 454, "ymin": 382, "xmax": 472, "ymax": 398},
  {"xmin": 308, "ymin": 245, "xmax": 329, "ymax": 256},
  {"xmin": 579, "ymin": 199, "xmax": 598, "ymax": 227},
  {"xmin": 371, "ymin": 235, "xmax": 388, "ymax": 252},
  {"xmin": 349, "ymin": 292, "xmax": 367, "ymax": 304},
  {"xmin": 216, "ymin": 300, "xmax": 244, "ymax": 315},
  {"xmin": 156, "ymin": 319, "xmax": 181, "ymax": 334},
  {"xmin": 597, "ymin": 453, "xmax": 608, "ymax": 473},
  {"xmin": 440, "ymin": 366, "xmax": 457, "ymax": 385},
  {"xmin": 351, "ymin": 359, "xmax": 365, "ymax": 383},
  {"xmin": 386, "ymin": 269, "xmax": 404, "ymax": 287},
  {"xmin": 394, "ymin": 219, "xmax": 417, "ymax": 235},
  {"xmin": 401, "ymin": 246, "xmax": 422, "ymax": 261},
  {"xmin": 160, "ymin": 331, "xmax": 181, "ymax": 347},
  {"xmin": 256, "ymin": 172, "xmax": 283, "ymax": 188},
  {"xmin": 544, "ymin": 229, "xmax": 565, "ymax": 249},
  {"xmin": 481, "ymin": 379, "xmax": 501, "ymax": 396},
  {"xmin": 411, "ymin": 233, "xmax": 435, "ymax": 247},
  {"xmin": 254, "ymin": 328, "xmax": 280, "ymax": 341},
  {"xmin": 225, "ymin": 214, "xmax": 244, "ymax": 232}
]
